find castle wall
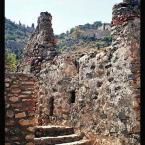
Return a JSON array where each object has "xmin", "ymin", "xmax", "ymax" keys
[
  {"xmin": 35, "ymin": 2, "xmax": 140, "ymax": 145},
  {"xmin": 36, "ymin": 54, "xmax": 79, "ymax": 125},
  {"xmin": 18, "ymin": 12, "xmax": 57, "ymax": 76},
  {"xmin": 5, "ymin": 73, "xmax": 39, "ymax": 145},
  {"xmin": 72, "ymin": 2, "xmax": 140, "ymax": 144},
  {"xmin": 14, "ymin": 1, "xmax": 140, "ymax": 144}
]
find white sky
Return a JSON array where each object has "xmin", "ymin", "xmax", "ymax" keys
[{"xmin": 5, "ymin": 0, "xmax": 122, "ymax": 34}]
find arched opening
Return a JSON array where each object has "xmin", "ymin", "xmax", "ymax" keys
[{"xmin": 49, "ymin": 97, "xmax": 54, "ymax": 116}]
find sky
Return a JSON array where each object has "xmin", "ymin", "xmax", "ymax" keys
[{"xmin": 5, "ymin": 0, "xmax": 121, "ymax": 35}]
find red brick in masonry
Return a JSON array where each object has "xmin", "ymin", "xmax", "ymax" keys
[
  {"xmin": 111, "ymin": 15, "xmax": 140, "ymax": 26},
  {"xmin": 11, "ymin": 103, "xmax": 23, "ymax": 108},
  {"xmin": 23, "ymin": 101, "xmax": 36, "ymax": 107},
  {"xmin": 23, "ymin": 107, "xmax": 36, "ymax": 111},
  {"xmin": 22, "ymin": 99, "xmax": 36, "ymax": 102}
]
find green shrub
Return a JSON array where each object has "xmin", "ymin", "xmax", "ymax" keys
[
  {"xmin": 5, "ymin": 34, "xmax": 16, "ymax": 40},
  {"xmin": 5, "ymin": 51, "xmax": 17, "ymax": 72}
]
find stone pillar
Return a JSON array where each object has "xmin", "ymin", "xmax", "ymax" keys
[
  {"xmin": 18, "ymin": 12, "xmax": 58, "ymax": 76},
  {"xmin": 5, "ymin": 73, "xmax": 39, "ymax": 145}
]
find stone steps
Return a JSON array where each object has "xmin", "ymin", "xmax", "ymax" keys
[
  {"xmin": 35, "ymin": 125, "xmax": 74, "ymax": 137},
  {"xmin": 56, "ymin": 139, "xmax": 91, "ymax": 145},
  {"xmin": 34, "ymin": 125, "xmax": 91, "ymax": 145},
  {"xmin": 34, "ymin": 133, "xmax": 83, "ymax": 145}
]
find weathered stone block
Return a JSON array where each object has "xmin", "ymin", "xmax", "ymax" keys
[
  {"xmin": 9, "ymin": 97, "xmax": 19, "ymax": 102},
  {"xmin": 25, "ymin": 134, "xmax": 35, "ymax": 140},
  {"xmin": 19, "ymin": 118, "xmax": 36, "ymax": 126},
  {"xmin": 21, "ymin": 81, "xmax": 35, "ymax": 85},
  {"xmin": 6, "ymin": 110, "xmax": 14, "ymax": 118},
  {"xmin": 18, "ymin": 95, "xmax": 30, "ymax": 98},
  {"xmin": 11, "ymin": 137, "xmax": 20, "ymax": 141},
  {"xmin": 22, "ymin": 91, "xmax": 33, "ymax": 95},
  {"xmin": 27, "ymin": 127, "xmax": 35, "ymax": 133},
  {"xmin": 5, "ymin": 120, "xmax": 15, "ymax": 126},
  {"xmin": 11, "ymin": 88, "xmax": 21, "ymax": 94},
  {"xmin": 15, "ymin": 112, "xmax": 26, "ymax": 118},
  {"xmin": 11, "ymin": 103, "xmax": 22, "ymax": 108},
  {"xmin": 26, "ymin": 142, "xmax": 34, "ymax": 145},
  {"xmin": 5, "ymin": 83, "xmax": 10, "ymax": 87},
  {"xmin": 5, "ymin": 73, "xmax": 38, "ymax": 145},
  {"xmin": 5, "ymin": 143, "xmax": 11, "ymax": 145}
]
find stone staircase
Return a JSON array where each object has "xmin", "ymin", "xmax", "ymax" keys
[{"xmin": 34, "ymin": 125, "xmax": 91, "ymax": 145}]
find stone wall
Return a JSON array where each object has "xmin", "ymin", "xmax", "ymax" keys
[
  {"xmin": 16, "ymin": 1, "xmax": 140, "ymax": 145},
  {"xmin": 33, "ymin": 1, "xmax": 140, "ymax": 145},
  {"xmin": 73, "ymin": 2, "xmax": 140, "ymax": 144},
  {"xmin": 5, "ymin": 73, "xmax": 39, "ymax": 145},
  {"xmin": 18, "ymin": 12, "xmax": 58, "ymax": 76}
]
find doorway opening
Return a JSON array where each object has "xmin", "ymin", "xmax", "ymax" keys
[
  {"xmin": 49, "ymin": 97, "xmax": 54, "ymax": 116},
  {"xmin": 69, "ymin": 90, "xmax": 76, "ymax": 103}
]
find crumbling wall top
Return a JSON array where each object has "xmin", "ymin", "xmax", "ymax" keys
[{"xmin": 123, "ymin": 0, "xmax": 140, "ymax": 5}]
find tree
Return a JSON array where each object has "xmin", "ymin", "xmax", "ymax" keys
[
  {"xmin": 5, "ymin": 51, "xmax": 17, "ymax": 72},
  {"xmin": 103, "ymin": 35, "xmax": 112, "ymax": 42},
  {"xmin": 31, "ymin": 23, "xmax": 35, "ymax": 28},
  {"xmin": 93, "ymin": 21, "xmax": 102, "ymax": 28},
  {"xmin": 19, "ymin": 21, "xmax": 21, "ymax": 26},
  {"xmin": 70, "ymin": 28, "xmax": 75, "ymax": 34}
]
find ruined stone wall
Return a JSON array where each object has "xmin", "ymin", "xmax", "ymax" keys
[
  {"xmin": 36, "ymin": 53, "xmax": 79, "ymax": 125},
  {"xmin": 5, "ymin": 73, "xmax": 39, "ymax": 145},
  {"xmin": 72, "ymin": 2, "xmax": 140, "ymax": 144},
  {"xmin": 16, "ymin": 1, "xmax": 140, "ymax": 144},
  {"xmin": 34, "ymin": 1, "xmax": 140, "ymax": 145},
  {"xmin": 18, "ymin": 12, "xmax": 57, "ymax": 76}
]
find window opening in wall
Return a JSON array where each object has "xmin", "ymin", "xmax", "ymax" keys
[
  {"xmin": 49, "ymin": 97, "xmax": 54, "ymax": 116},
  {"xmin": 70, "ymin": 90, "xmax": 76, "ymax": 103},
  {"xmin": 74, "ymin": 59, "xmax": 79, "ymax": 72}
]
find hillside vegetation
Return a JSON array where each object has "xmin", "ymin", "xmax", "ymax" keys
[
  {"xmin": 5, "ymin": 18, "xmax": 35, "ymax": 59},
  {"xmin": 5, "ymin": 18, "xmax": 35, "ymax": 72},
  {"xmin": 5, "ymin": 18, "xmax": 112, "ymax": 72},
  {"xmin": 55, "ymin": 21, "xmax": 112, "ymax": 52}
]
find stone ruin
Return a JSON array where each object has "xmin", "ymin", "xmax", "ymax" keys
[
  {"xmin": 5, "ymin": 0, "xmax": 140, "ymax": 145},
  {"xmin": 123, "ymin": 0, "xmax": 140, "ymax": 6},
  {"xmin": 18, "ymin": 12, "xmax": 58, "ymax": 76}
]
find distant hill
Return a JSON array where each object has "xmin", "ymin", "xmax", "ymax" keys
[
  {"xmin": 5, "ymin": 18, "xmax": 112, "ymax": 72},
  {"xmin": 5, "ymin": 18, "xmax": 112, "ymax": 57},
  {"xmin": 55, "ymin": 21, "xmax": 112, "ymax": 52},
  {"xmin": 5, "ymin": 18, "xmax": 35, "ymax": 60}
]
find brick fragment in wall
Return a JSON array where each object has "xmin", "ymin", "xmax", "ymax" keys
[
  {"xmin": 15, "ymin": 112, "xmax": 26, "ymax": 118},
  {"xmin": 5, "ymin": 120, "xmax": 15, "ymax": 126},
  {"xmin": 25, "ymin": 134, "xmax": 35, "ymax": 140},
  {"xmin": 5, "ymin": 143, "xmax": 11, "ymax": 145},
  {"xmin": 6, "ymin": 110, "xmax": 14, "ymax": 118},
  {"xmin": 11, "ymin": 88, "xmax": 21, "ymax": 94},
  {"xmin": 5, "ymin": 83, "xmax": 10, "ymax": 87},
  {"xmin": 22, "ymin": 91, "xmax": 34, "ymax": 95},
  {"xmin": 11, "ymin": 103, "xmax": 23, "ymax": 108},
  {"xmin": 21, "ymin": 81, "xmax": 35, "ymax": 85},
  {"xmin": 26, "ymin": 142, "xmax": 34, "ymax": 145},
  {"xmin": 19, "ymin": 118, "xmax": 36, "ymax": 127},
  {"xmin": 27, "ymin": 127, "xmax": 35, "ymax": 133},
  {"xmin": 18, "ymin": 95, "xmax": 31, "ymax": 98},
  {"xmin": 9, "ymin": 97, "xmax": 19, "ymax": 102}
]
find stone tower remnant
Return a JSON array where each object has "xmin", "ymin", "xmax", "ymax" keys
[{"xmin": 19, "ymin": 12, "xmax": 58, "ymax": 76}]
